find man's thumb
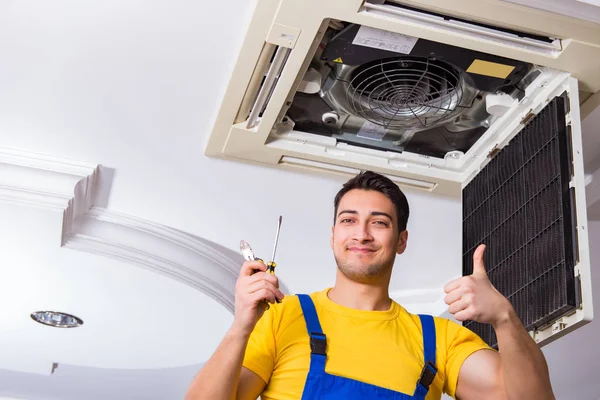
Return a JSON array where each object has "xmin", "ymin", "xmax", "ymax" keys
[{"xmin": 472, "ymin": 244, "xmax": 487, "ymax": 276}]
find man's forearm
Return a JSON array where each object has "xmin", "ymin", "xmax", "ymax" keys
[
  {"xmin": 185, "ymin": 327, "xmax": 250, "ymax": 400},
  {"xmin": 494, "ymin": 309, "xmax": 555, "ymax": 400}
]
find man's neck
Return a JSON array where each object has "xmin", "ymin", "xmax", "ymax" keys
[{"xmin": 328, "ymin": 274, "xmax": 392, "ymax": 311}]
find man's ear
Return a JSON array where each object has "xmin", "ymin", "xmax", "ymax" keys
[{"xmin": 396, "ymin": 230, "xmax": 408, "ymax": 255}]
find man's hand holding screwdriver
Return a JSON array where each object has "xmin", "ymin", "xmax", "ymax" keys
[
  {"xmin": 232, "ymin": 259, "xmax": 285, "ymax": 336},
  {"xmin": 184, "ymin": 253, "xmax": 285, "ymax": 400}
]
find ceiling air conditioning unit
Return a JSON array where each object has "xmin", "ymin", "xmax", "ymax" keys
[{"xmin": 206, "ymin": 0, "xmax": 597, "ymax": 348}]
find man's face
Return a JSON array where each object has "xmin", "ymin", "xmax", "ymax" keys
[{"xmin": 331, "ymin": 189, "xmax": 408, "ymax": 284}]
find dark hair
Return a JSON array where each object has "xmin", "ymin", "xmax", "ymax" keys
[{"xmin": 333, "ymin": 171, "xmax": 410, "ymax": 232}]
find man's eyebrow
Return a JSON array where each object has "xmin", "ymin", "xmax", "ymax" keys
[
  {"xmin": 337, "ymin": 210, "xmax": 394, "ymax": 221},
  {"xmin": 337, "ymin": 210, "xmax": 357, "ymax": 218},
  {"xmin": 371, "ymin": 211, "xmax": 393, "ymax": 221}
]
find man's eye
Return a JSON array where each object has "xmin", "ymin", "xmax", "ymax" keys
[
  {"xmin": 341, "ymin": 218, "xmax": 353, "ymax": 223},
  {"xmin": 374, "ymin": 221, "xmax": 389, "ymax": 226}
]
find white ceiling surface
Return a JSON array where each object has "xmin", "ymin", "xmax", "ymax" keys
[
  {"xmin": 0, "ymin": 0, "xmax": 597, "ymax": 399},
  {"xmin": 583, "ymin": 106, "xmax": 600, "ymax": 172},
  {"xmin": 583, "ymin": 105, "xmax": 600, "ymax": 219},
  {"xmin": 542, "ymin": 222, "xmax": 600, "ymax": 400},
  {"xmin": 0, "ymin": 364, "xmax": 201, "ymax": 400},
  {"xmin": 502, "ymin": 0, "xmax": 600, "ymax": 24},
  {"xmin": 0, "ymin": 203, "xmax": 233, "ymax": 371}
]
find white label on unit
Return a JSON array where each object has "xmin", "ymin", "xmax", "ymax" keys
[
  {"xmin": 352, "ymin": 26, "xmax": 418, "ymax": 54},
  {"xmin": 357, "ymin": 121, "xmax": 388, "ymax": 141}
]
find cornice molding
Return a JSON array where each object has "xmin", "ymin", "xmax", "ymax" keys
[
  {"xmin": 0, "ymin": 147, "xmax": 97, "ymax": 214},
  {"xmin": 390, "ymin": 287, "xmax": 448, "ymax": 316},
  {"xmin": 586, "ymin": 166, "xmax": 600, "ymax": 209},
  {"xmin": 64, "ymin": 207, "xmax": 242, "ymax": 312},
  {"xmin": 0, "ymin": 147, "xmax": 252, "ymax": 313}
]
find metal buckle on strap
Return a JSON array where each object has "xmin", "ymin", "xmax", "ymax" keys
[
  {"xmin": 418, "ymin": 360, "xmax": 437, "ymax": 388},
  {"xmin": 309, "ymin": 332, "xmax": 327, "ymax": 355}
]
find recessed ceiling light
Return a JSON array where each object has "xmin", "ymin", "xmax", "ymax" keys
[{"xmin": 30, "ymin": 311, "xmax": 84, "ymax": 328}]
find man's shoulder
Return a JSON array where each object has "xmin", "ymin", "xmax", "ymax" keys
[
  {"xmin": 267, "ymin": 289, "xmax": 328, "ymax": 321},
  {"xmin": 393, "ymin": 302, "xmax": 459, "ymax": 333},
  {"xmin": 276, "ymin": 289, "xmax": 325, "ymax": 308}
]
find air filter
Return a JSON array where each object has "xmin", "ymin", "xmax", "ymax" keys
[{"xmin": 462, "ymin": 94, "xmax": 579, "ymax": 349}]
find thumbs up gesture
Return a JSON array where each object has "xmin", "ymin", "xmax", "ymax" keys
[{"xmin": 444, "ymin": 244, "xmax": 514, "ymax": 327}]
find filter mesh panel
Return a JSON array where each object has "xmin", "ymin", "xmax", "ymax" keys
[{"xmin": 462, "ymin": 95, "xmax": 578, "ymax": 349}]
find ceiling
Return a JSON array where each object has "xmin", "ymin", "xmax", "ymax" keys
[
  {"xmin": 503, "ymin": 0, "xmax": 600, "ymax": 23},
  {"xmin": 0, "ymin": 0, "xmax": 599, "ymax": 399}
]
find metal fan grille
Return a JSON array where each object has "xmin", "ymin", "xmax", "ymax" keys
[{"xmin": 346, "ymin": 57, "xmax": 464, "ymax": 129}]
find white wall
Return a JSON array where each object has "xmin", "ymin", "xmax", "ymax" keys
[{"xmin": 542, "ymin": 220, "xmax": 600, "ymax": 400}]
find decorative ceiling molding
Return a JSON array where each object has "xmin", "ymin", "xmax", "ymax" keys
[
  {"xmin": 586, "ymin": 166, "xmax": 600, "ymax": 209},
  {"xmin": 63, "ymin": 207, "xmax": 243, "ymax": 312},
  {"xmin": 0, "ymin": 147, "xmax": 97, "ymax": 213},
  {"xmin": 0, "ymin": 147, "xmax": 273, "ymax": 313},
  {"xmin": 0, "ymin": 354, "xmax": 56, "ymax": 376},
  {"xmin": 63, "ymin": 206, "xmax": 291, "ymax": 312},
  {"xmin": 389, "ymin": 287, "xmax": 448, "ymax": 316}
]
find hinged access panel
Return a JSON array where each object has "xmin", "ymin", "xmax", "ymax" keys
[{"xmin": 462, "ymin": 78, "xmax": 592, "ymax": 348}]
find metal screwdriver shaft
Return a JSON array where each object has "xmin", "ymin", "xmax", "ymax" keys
[
  {"xmin": 267, "ymin": 216, "xmax": 282, "ymax": 304},
  {"xmin": 268, "ymin": 215, "xmax": 282, "ymax": 274}
]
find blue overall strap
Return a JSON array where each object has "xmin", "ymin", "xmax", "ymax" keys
[
  {"xmin": 297, "ymin": 294, "xmax": 327, "ymax": 373},
  {"xmin": 413, "ymin": 314, "xmax": 438, "ymax": 399}
]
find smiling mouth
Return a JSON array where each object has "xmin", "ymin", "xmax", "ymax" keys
[{"xmin": 348, "ymin": 247, "xmax": 376, "ymax": 253}]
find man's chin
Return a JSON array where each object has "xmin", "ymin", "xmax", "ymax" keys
[
  {"xmin": 338, "ymin": 262, "xmax": 382, "ymax": 277},
  {"xmin": 340, "ymin": 269, "xmax": 383, "ymax": 284}
]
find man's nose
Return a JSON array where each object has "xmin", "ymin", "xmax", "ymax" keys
[{"xmin": 352, "ymin": 223, "xmax": 373, "ymax": 242}]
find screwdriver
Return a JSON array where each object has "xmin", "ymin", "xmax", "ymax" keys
[
  {"xmin": 266, "ymin": 215, "xmax": 282, "ymax": 275},
  {"xmin": 239, "ymin": 215, "xmax": 283, "ymax": 306}
]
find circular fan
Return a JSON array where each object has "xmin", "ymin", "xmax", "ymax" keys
[{"xmin": 346, "ymin": 56, "xmax": 464, "ymax": 129}]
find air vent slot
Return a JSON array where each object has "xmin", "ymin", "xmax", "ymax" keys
[
  {"xmin": 239, "ymin": 44, "xmax": 292, "ymax": 129},
  {"xmin": 280, "ymin": 156, "xmax": 437, "ymax": 190},
  {"xmin": 364, "ymin": 1, "xmax": 563, "ymax": 56},
  {"xmin": 235, "ymin": 43, "xmax": 276, "ymax": 124}
]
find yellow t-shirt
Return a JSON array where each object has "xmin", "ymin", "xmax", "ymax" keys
[{"xmin": 243, "ymin": 288, "xmax": 492, "ymax": 400}]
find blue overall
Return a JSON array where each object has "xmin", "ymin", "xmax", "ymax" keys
[{"xmin": 297, "ymin": 294, "xmax": 438, "ymax": 400}]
